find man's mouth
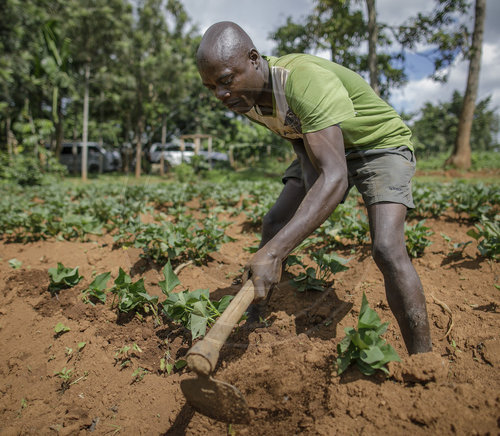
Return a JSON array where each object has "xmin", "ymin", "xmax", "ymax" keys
[{"xmin": 226, "ymin": 100, "xmax": 241, "ymax": 109}]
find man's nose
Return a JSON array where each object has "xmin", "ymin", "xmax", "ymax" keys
[{"xmin": 215, "ymin": 86, "xmax": 230, "ymax": 101}]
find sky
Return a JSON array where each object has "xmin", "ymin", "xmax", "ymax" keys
[{"xmin": 182, "ymin": 0, "xmax": 500, "ymax": 120}]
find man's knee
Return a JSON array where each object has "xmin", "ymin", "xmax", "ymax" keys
[{"xmin": 371, "ymin": 237, "xmax": 405, "ymax": 270}]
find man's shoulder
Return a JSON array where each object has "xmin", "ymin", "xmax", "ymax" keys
[{"xmin": 265, "ymin": 53, "xmax": 325, "ymax": 69}]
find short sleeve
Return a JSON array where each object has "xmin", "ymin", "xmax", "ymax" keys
[{"xmin": 285, "ymin": 64, "xmax": 356, "ymax": 134}]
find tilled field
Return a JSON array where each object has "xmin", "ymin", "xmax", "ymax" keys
[{"xmin": 0, "ymin": 180, "xmax": 499, "ymax": 435}]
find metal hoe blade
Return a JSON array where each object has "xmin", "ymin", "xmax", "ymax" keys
[{"xmin": 181, "ymin": 376, "xmax": 250, "ymax": 424}]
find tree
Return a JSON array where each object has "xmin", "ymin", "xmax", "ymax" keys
[
  {"xmin": 269, "ymin": 0, "xmax": 406, "ymax": 99},
  {"xmin": 445, "ymin": 0, "xmax": 486, "ymax": 169},
  {"xmin": 366, "ymin": 0, "xmax": 379, "ymax": 95},
  {"xmin": 63, "ymin": 0, "xmax": 132, "ymax": 180},
  {"xmin": 410, "ymin": 91, "xmax": 498, "ymax": 158}
]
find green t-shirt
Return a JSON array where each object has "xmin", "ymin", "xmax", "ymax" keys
[{"xmin": 245, "ymin": 54, "xmax": 413, "ymax": 151}]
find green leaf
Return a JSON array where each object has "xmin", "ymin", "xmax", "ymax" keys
[
  {"xmin": 190, "ymin": 314, "xmax": 208, "ymax": 340},
  {"xmin": 174, "ymin": 359, "xmax": 187, "ymax": 369},
  {"xmin": 89, "ymin": 272, "xmax": 111, "ymax": 291},
  {"xmin": 192, "ymin": 300, "xmax": 208, "ymax": 317},
  {"xmin": 336, "ymin": 351, "xmax": 354, "ymax": 375},
  {"xmin": 336, "ymin": 293, "xmax": 400, "ymax": 377},
  {"xmin": 54, "ymin": 322, "xmax": 70, "ymax": 334},
  {"xmin": 8, "ymin": 258, "xmax": 22, "ymax": 269},
  {"xmin": 215, "ymin": 295, "xmax": 233, "ymax": 312},
  {"xmin": 159, "ymin": 260, "xmax": 180, "ymax": 295},
  {"xmin": 360, "ymin": 346, "xmax": 385, "ymax": 364},
  {"xmin": 357, "ymin": 293, "xmax": 382, "ymax": 329}
]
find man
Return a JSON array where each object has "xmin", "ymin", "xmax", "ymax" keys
[{"xmin": 197, "ymin": 21, "xmax": 432, "ymax": 355}]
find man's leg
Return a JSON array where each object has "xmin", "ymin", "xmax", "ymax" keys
[
  {"xmin": 260, "ymin": 177, "xmax": 306, "ymax": 248},
  {"xmin": 367, "ymin": 202, "xmax": 432, "ymax": 354},
  {"xmin": 245, "ymin": 177, "xmax": 306, "ymax": 322}
]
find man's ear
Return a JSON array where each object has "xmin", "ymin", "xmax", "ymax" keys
[{"xmin": 249, "ymin": 48, "xmax": 260, "ymax": 66}]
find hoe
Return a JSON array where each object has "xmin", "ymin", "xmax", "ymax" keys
[{"xmin": 181, "ymin": 280, "xmax": 255, "ymax": 423}]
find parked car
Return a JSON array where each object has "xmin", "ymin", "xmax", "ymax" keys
[
  {"xmin": 59, "ymin": 142, "xmax": 122, "ymax": 173},
  {"xmin": 148, "ymin": 142, "xmax": 195, "ymax": 166},
  {"xmin": 148, "ymin": 141, "xmax": 229, "ymax": 169}
]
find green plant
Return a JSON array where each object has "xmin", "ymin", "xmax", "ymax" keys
[
  {"xmin": 110, "ymin": 268, "xmax": 159, "ymax": 315},
  {"xmin": 441, "ymin": 233, "xmax": 472, "ymax": 257},
  {"xmin": 48, "ymin": 263, "xmax": 83, "ymax": 292},
  {"xmin": 8, "ymin": 258, "xmax": 22, "ymax": 269},
  {"xmin": 54, "ymin": 367, "xmax": 73, "ymax": 391},
  {"xmin": 467, "ymin": 216, "xmax": 500, "ymax": 259},
  {"xmin": 336, "ymin": 293, "xmax": 400, "ymax": 376},
  {"xmin": 405, "ymin": 220, "xmax": 434, "ymax": 258},
  {"xmin": 114, "ymin": 343, "xmax": 142, "ymax": 369},
  {"xmin": 54, "ymin": 322, "xmax": 70, "ymax": 335},
  {"xmin": 160, "ymin": 261, "xmax": 234, "ymax": 339},
  {"xmin": 81, "ymin": 272, "xmax": 111, "ymax": 305},
  {"xmin": 291, "ymin": 251, "xmax": 349, "ymax": 292},
  {"xmin": 131, "ymin": 367, "xmax": 149, "ymax": 383}
]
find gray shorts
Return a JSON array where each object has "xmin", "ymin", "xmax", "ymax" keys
[{"xmin": 282, "ymin": 146, "xmax": 416, "ymax": 208}]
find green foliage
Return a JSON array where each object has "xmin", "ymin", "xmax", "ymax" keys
[
  {"xmin": 159, "ymin": 261, "xmax": 234, "ymax": 339},
  {"xmin": 397, "ymin": 0, "xmax": 472, "ymax": 81},
  {"xmin": 337, "ymin": 293, "xmax": 400, "ymax": 376},
  {"xmin": 0, "ymin": 150, "xmax": 66, "ymax": 186},
  {"xmin": 81, "ymin": 272, "xmax": 111, "ymax": 305},
  {"xmin": 54, "ymin": 322, "xmax": 70, "ymax": 334},
  {"xmin": 48, "ymin": 263, "xmax": 83, "ymax": 292},
  {"xmin": 405, "ymin": 220, "xmax": 434, "ymax": 258},
  {"xmin": 441, "ymin": 233, "xmax": 472, "ymax": 257},
  {"xmin": 8, "ymin": 258, "xmax": 22, "ymax": 269},
  {"xmin": 411, "ymin": 92, "xmax": 499, "ymax": 158},
  {"xmin": 291, "ymin": 251, "xmax": 350, "ymax": 292},
  {"xmin": 110, "ymin": 268, "xmax": 158, "ymax": 313},
  {"xmin": 269, "ymin": 0, "xmax": 406, "ymax": 98},
  {"xmin": 467, "ymin": 216, "xmax": 500, "ymax": 260}
]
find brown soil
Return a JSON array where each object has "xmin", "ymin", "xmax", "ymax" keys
[{"xmin": 0, "ymin": 209, "xmax": 499, "ymax": 435}]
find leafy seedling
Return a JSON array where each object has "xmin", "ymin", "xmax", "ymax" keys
[
  {"xmin": 441, "ymin": 233, "xmax": 472, "ymax": 257},
  {"xmin": 48, "ymin": 263, "xmax": 82, "ymax": 293},
  {"xmin": 337, "ymin": 293, "xmax": 400, "ymax": 376},
  {"xmin": 131, "ymin": 367, "xmax": 149, "ymax": 383},
  {"xmin": 8, "ymin": 258, "xmax": 22, "ymax": 269},
  {"xmin": 54, "ymin": 367, "xmax": 73, "ymax": 391},
  {"xmin": 54, "ymin": 322, "xmax": 70, "ymax": 336},
  {"xmin": 160, "ymin": 260, "xmax": 234, "ymax": 339},
  {"xmin": 81, "ymin": 272, "xmax": 111, "ymax": 305},
  {"xmin": 405, "ymin": 220, "xmax": 434, "ymax": 258},
  {"xmin": 114, "ymin": 343, "xmax": 142, "ymax": 369},
  {"xmin": 292, "ymin": 251, "xmax": 349, "ymax": 292},
  {"xmin": 467, "ymin": 216, "xmax": 499, "ymax": 260},
  {"xmin": 110, "ymin": 268, "xmax": 159, "ymax": 316}
]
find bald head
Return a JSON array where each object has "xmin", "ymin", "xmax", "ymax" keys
[
  {"xmin": 197, "ymin": 21, "xmax": 256, "ymax": 66},
  {"xmin": 196, "ymin": 22, "xmax": 270, "ymax": 114}
]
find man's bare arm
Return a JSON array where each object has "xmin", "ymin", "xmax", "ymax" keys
[{"xmin": 248, "ymin": 125, "xmax": 348, "ymax": 298}]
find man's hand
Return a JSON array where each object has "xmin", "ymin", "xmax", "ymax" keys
[{"xmin": 245, "ymin": 247, "xmax": 283, "ymax": 301}]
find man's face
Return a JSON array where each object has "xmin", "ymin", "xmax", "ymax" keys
[{"xmin": 198, "ymin": 50, "xmax": 264, "ymax": 114}]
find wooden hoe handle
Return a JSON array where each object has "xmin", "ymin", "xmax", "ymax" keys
[{"xmin": 186, "ymin": 280, "xmax": 255, "ymax": 376}]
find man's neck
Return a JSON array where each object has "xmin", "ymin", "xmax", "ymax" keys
[{"xmin": 255, "ymin": 58, "xmax": 273, "ymax": 111}]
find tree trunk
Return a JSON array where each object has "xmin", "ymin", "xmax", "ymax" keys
[
  {"xmin": 82, "ymin": 63, "xmax": 90, "ymax": 181},
  {"xmin": 54, "ymin": 96, "xmax": 64, "ymax": 158},
  {"xmin": 445, "ymin": 0, "xmax": 485, "ymax": 169},
  {"xmin": 366, "ymin": 0, "xmax": 380, "ymax": 95},
  {"xmin": 135, "ymin": 118, "xmax": 144, "ymax": 178},
  {"xmin": 160, "ymin": 116, "xmax": 167, "ymax": 176}
]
